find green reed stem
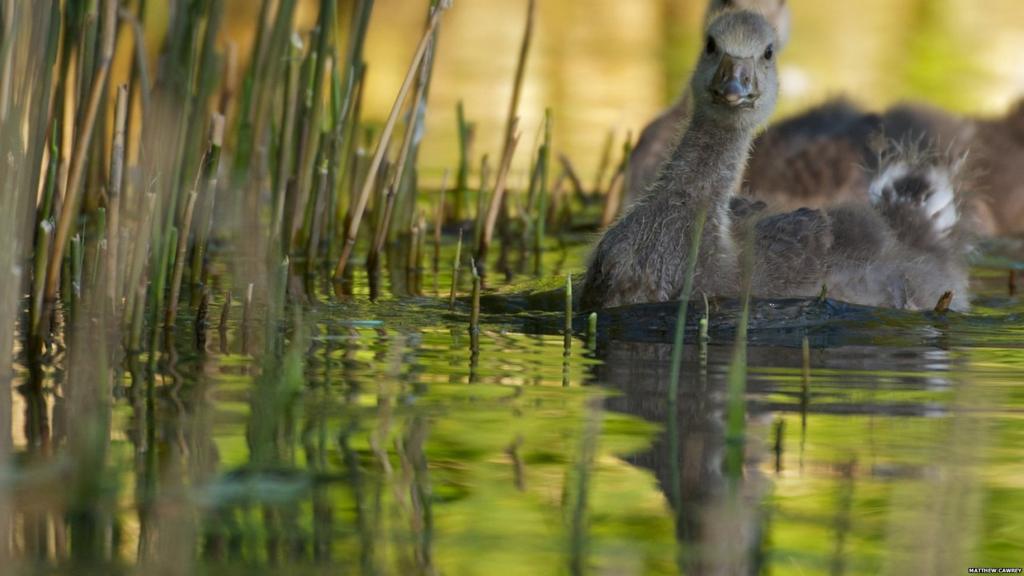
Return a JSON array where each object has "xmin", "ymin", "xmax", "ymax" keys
[
  {"xmin": 724, "ymin": 282, "xmax": 751, "ymax": 484},
  {"xmin": 271, "ymin": 34, "xmax": 304, "ymax": 250},
  {"xmin": 564, "ymin": 273, "xmax": 573, "ymax": 353},
  {"xmin": 533, "ymin": 108, "xmax": 552, "ymax": 276},
  {"xmin": 219, "ymin": 291, "xmax": 232, "ymax": 332},
  {"xmin": 470, "ymin": 264, "xmax": 481, "ymax": 352},
  {"xmin": 454, "ymin": 101, "xmax": 475, "ymax": 222},
  {"xmin": 189, "ymin": 114, "xmax": 225, "ymax": 295},
  {"xmin": 587, "ymin": 312, "xmax": 597, "ymax": 349},
  {"xmin": 448, "ymin": 228, "xmax": 463, "ymax": 311},
  {"xmin": 473, "ymin": 155, "xmax": 491, "ymax": 250},
  {"xmin": 291, "ymin": 0, "xmax": 335, "ymax": 251},
  {"xmin": 31, "ymin": 222, "xmax": 53, "ymax": 336},
  {"xmin": 165, "ymin": 189, "xmax": 198, "ymax": 329},
  {"xmin": 668, "ymin": 206, "xmax": 708, "ymax": 404},
  {"xmin": 306, "ymin": 148, "xmax": 331, "ymax": 269}
]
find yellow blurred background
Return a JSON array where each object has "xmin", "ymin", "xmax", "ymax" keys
[{"xmin": 206, "ymin": 0, "xmax": 1024, "ymax": 178}]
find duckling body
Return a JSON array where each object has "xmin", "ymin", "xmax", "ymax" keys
[{"xmin": 582, "ymin": 11, "xmax": 970, "ymax": 312}]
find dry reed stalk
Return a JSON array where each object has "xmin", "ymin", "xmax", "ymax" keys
[
  {"xmin": 499, "ymin": 0, "xmax": 535, "ymax": 165},
  {"xmin": 334, "ymin": 8, "xmax": 445, "ymax": 281},
  {"xmin": 476, "ymin": 120, "xmax": 520, "ymax": 272},
  {"xmin": 368, "ymin": 65, "xmax": 428, "ymax": 271},
  {"xmin": 106, "ymin": 85, "xmax": 128, "ymax": 310},
  {"xmin": 44, "ymin": 0, "xmax": 117, "ymax": 303}
]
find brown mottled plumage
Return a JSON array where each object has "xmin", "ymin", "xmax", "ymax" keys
[{"xmin": 581, "ymin": 11, "xmax": 971, "ymax": 312}]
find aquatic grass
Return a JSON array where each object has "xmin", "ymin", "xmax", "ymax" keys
[
  {"xmin": 290, "ymin": 0, "xmax": 338, "ymax": 253},
  {"xmin": 270, "ymin": 34, "xmax": 305, "ymax": 250},
  {"xmin": 533, "ymin": 109, "xmax": 552, "ymax": 276},
  {"xmin": 433, "ymin": 170, "xmax": 450, "ymax": 290},
  {"xmin": 334, "ymin": 6, "xmax": 447, "ymax": 281},
  {"xmin": 470, "ymin": 263, "xmax": 481, "ymax": 353},
  {"xmin": 667, "ymin": 205, "xmax": 709, "ymax": 404},
  {"xmin": 724, "ymin": 247, "xmax": 754, "ymax": 486},
  {"xmin": 367, "ymin": 53, "xmax": 432, "ymax": 279},
  {"xmin": 448, "ymin": 228, "xmax": 464, "ymax": 310},
  {"xmin": 453, "ymin": 101, "xmax": 476, "ymax": 222},
  {"xmin": 473, "ymin": 155, "xmax": 492, "ymax": 249},
  {"xmin": 587, "ymin": 312, "xmax": 597, "ymax": 349},
  {"xmin": 189, "ymin": 114, "xmax": 226, "ymax": 297},
  {"xmin": 44, "ymin": 0, "xmax": 117, "ymax": 305},
  {"xmin": 564, "ymin": 273, "xmax": 573, "ymax": 353},
  {"xmin": 218, "ymin": 290, "xmax": 233, "ymax": 334},
  {"xmin": 105, "ymin": 86, "xmax": 128, "ymax": 312}
]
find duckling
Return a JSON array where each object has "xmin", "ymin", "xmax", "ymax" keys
[
  {"xmin": 737, "ymin": 99, "xmax": 975, "ymax": 212},
  {"xmin": 742, "ymin": 98, "xmax": 1023, "ymax": 236},
  {"xmin": 580, "ymin": 11, "xmax": 970, "ymax": 312},
  {"xmin": 626, "ymin": 0, "xmax": 791, "ymax": 205}
]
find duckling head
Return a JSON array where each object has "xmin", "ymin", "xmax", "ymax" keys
[
  {"xmin": 691, "ymin": 10, "xmax": 779, "ymax": 132},
  {"xmin": 705, "ymin": 0, "xmax": 791, "ymax": 50}
]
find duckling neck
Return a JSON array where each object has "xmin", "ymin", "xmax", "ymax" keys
[{"xmin": 658, "ymin": 109, "xmax": 754, "ymax": 206}]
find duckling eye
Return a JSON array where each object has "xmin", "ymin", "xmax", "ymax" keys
[
  {"xmin": 764, "ymin": 44, "xmax": 774, "ymax": 61},
  {"xmin": 705, "ymin": 36, "xmax": 717, "ymax": 56}
]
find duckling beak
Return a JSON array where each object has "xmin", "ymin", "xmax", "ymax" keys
[{"xmin": 712, "ymin": 55, "xmax": 758, "ymax": 107}]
